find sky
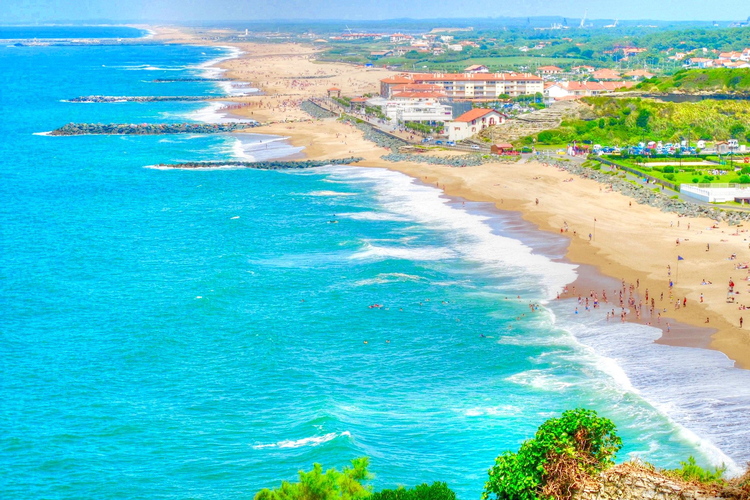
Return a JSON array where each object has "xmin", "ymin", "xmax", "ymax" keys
[{"xmin": 2, "ymin": 0, "xmax": 749, "ymax": 23}]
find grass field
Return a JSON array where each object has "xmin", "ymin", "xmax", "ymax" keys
[{"xmin": 601, "ymin": 156, "xmax": 750, "ymax": 185}]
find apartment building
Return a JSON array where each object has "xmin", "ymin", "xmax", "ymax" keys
[{"xmin": 380, "ymin": 72, "xmax": 544, "ymax": 101}]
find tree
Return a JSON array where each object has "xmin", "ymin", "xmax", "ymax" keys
[
  {"xmin": 483, "ymin": 409, "xmax": 622, "ymax": 500},
  {"xmin": 371, "ymin": 482, "xmax": 457, "ymax": 500},
  {"xmin": 635, "ymin": 109, "xmax": 651, "ymax": 131},
  {"xmin": 729, "ymin": 123, "xmax": 746, "ymax": 139},
  {"xmin": 255, "ymin": 458, "xmax": 372, "ymax": 500}
]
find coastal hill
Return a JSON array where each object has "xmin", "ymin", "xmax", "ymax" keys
[
  {"xmin": 636, "ymin": 68, "xmax": 750, "ymax": 94},
  {"xmin": 507, "ymin": 96, "xmax": 750, "ymax": 145}
]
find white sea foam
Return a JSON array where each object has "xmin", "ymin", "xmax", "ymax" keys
[
  {"xmin": 321, "ymin": 165, "xmax": 577, "ymax": 299},
  {"xmin": 121, "ymin": 65, "xmax": 182, "ymax": 71},
  {"xmin": 355, "ymin": 273, "xmax": 426, "ymax": 286},
  {"xmin": 548, "ymin": 300, "xmax": 750, "ymax": 474},
  {"xmin": 462, "ymin": 405, "xmax": 522, "ymax": 417},
  {"xmin": 252, "ymin": 431, "xmax": 351, "ymax": 450},
  {"xmin": 191, "ymin": 45, "xmax": 244, "ymax": 79},
  {"xmin": 351, "ymin": 241, "xmax": 457, "ymax": 262},
  {"xmin": 506, "ymin": 369, "xmax": 575, "ymax": 392},
  {"xmin": 337, "ymin": 211, "xmax": 409, "ymax": 222},
  {"xmin": 307, "ymin": 190, "xmax": 358, "ymax": 197}
]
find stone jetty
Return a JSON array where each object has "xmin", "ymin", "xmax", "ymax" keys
[
  {"xmin": 49, "ymin": 122, "xmax": 257, "ymax": 136},
  {"xmin": 153, "ymin": 78, "xmax": 231, "ymax": 82},
  {"xmin": 66, "ymin": 95, "xmax": 255, "ymax": 103},
  {"xmin": 156, "ymin": 157, "xmax": 364, "ymax": 170}
]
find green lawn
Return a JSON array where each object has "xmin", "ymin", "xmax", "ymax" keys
[{"xmin": 602, "ymin": 157, "xmax": 749, "ymax": 185}]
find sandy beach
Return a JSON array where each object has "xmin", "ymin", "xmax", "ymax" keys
[{"xmin": 156, "ymin": 29, "xmax": 750, "ymax": 369}]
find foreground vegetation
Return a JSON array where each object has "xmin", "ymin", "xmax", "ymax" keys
[
  {"xmin": 254, "ymin": 409, "xmax": 750, "ymax": 500},
  {"xmin": 524, "ymin": 96, "xmax": 750, "ymax": 146}
]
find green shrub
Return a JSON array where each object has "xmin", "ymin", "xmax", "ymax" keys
[
  {"xmin": 372, "ymin": 483, "xmax": 456, "ymax": 500},
  {"xmin": 664, "ymin": 457, "xmax": 726, "ymax": 485},
  {"xmin": 692, "ymin": 178, "xmax": 700, "ymax": 183},
  {"xmin": 741, "ymin": 166, "xmax": 750, "ymax": 175},
  {"xmin": 740, "ymin": 175, "xmax": 750, "ymax": 184},
  {"xmin": 255, "ymin": 458, "xmax": 371, "ymax": 500},
  {"xmin": 483, "ymin": 409, "xmax": 622, "ymax": 500},
  {"xmin": 653, "ymin": 166, "xmax": 663, "ymax": 172},
  {"xmin": 664, "ymin": 173, "xmax": 675, "ymax": 181},
  {"xmin": 662, "ymin": 166, "xmax": 675, "ymax": 173}
]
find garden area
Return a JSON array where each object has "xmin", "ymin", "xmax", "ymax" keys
[{"xmin": 596, "ymin": 154, "xmax": 750, "ymax": 186}]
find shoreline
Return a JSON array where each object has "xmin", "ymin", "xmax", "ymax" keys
[{"xmin": 152, "ymin": 29, "xmax": 750, "ymax": 370}]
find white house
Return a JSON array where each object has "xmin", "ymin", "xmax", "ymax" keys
[{"xmin": 446, "ymin": 108, "xmax": 505, "ymax": 141}]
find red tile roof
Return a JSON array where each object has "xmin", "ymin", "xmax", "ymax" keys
[
  {"xmin": 453, "ymin": 108, "xmax": 501, "ymax": 123},
  {"xmin": 382, "ymin": 72, "xmax": 542, "ymax": 83}
]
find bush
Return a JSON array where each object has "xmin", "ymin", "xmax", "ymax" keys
[
  {"xmin": 664, "ymin": 174, "xmax": 675, "ymax": 181},
  {"xmin": 692, "ymin": 178, "xmax": 700, "ymax": 183},
  {"xmin": 483, "ymin": 409, "xmax": 622, "ymax": 500},
  {"xmin": 255, "ymin": 458, "xmax": 371, "ymax": 500},
  {"xmin": 372, "ymin": 483, "xmax": 456, "ymax": 500},
  {"xmin": 664, "ymin": 457, "xmax": 726, "ymax": 485},
  {"xmin": 740, "ymin": 175, "xmax": 750, "ymax": 184},
  {"xmin": 662, "ymin": 166, "xmax": 675, "ymax": 173},
  {"xmin": 741, "ymin": 166, "xmax": 750, "ymax": 175}
]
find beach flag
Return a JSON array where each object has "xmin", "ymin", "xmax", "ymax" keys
[{"xmin": 678, "ymin": 256, "xmax": 685, "ymax": 260}]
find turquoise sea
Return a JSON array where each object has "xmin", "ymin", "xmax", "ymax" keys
[{"xmin": 2, "ymin": 28, "xmax": 750, "ymax": 499}]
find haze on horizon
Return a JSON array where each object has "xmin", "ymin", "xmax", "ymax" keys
[{"xmin": 2, "ymin": 0, "xmax": 749, "ymax": 24}]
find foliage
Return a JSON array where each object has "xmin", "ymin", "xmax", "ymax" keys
[
  {"xmin": 371, "ymin": 482, "xmax": 457, "ymax": 500},
  {"xmin": 405, "ymin": 121, "xmax": 443, "ymax": 134},
  {"xmin": 531, "ymin": 96, "xmax": 750, "ymax": 145},
  {"xmin": 636, "ymin": 69, "xmax": 750, "ymax": 93},
  {"xmin": 255, "ymin": 458, "xmax": 372, "ymax": 500},
  {"xmin": 663, "ymin": 456, "xmax": 727, "ymax": 486},
  {"xmin": 333, "ymin": 96, "xmax": 353, "ymax": 107},
  {"xmin": 483, "ymin": 409, "xmax": 622, "ymax": 500}
]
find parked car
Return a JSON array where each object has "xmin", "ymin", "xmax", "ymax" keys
[{"xmin": 471, "ymin": 145, "xmax": 480, "ymax": 150}]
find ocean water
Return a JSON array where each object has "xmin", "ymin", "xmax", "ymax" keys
[
  {"xmin": 2, "ymin": 33, "xmax": 750, "ymax": 499},
  {"xmin": 0, "ymin": 26, "xmax": 145, "ymax": 39}
]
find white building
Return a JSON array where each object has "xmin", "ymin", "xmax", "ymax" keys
[
  {"xmin": 445, "ymin": 108, "xmax": 505, "ymax": 141},
  {"xmin": 681, "ymin": 184, "xmax": 750, "ymax": 203},
  {"xmin": 368, "ymin": 94, "xmax": 453, "ymax": 123},
  {"xmin": 380, "ymin": 72, "xmax": 544, "ymax": 100}
]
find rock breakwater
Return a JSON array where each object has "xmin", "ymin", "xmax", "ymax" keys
[
  {"xmin": 153, "ymin": 78, "xmax": 231, "ymax": 82},
  {"xmin": 49, "ymin": 122, "xmax": 257, "ymax": 136},
  {"xmin": 300, "ymin": 100, "xmax": 338, "ymax": 119},
  {"xmin": 66, "ymin": 95, "xmax": 251, "ymax": 103},
  {"xmin": 155, "ymin": 158, "xmax": 364, "ymax": 169}
]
